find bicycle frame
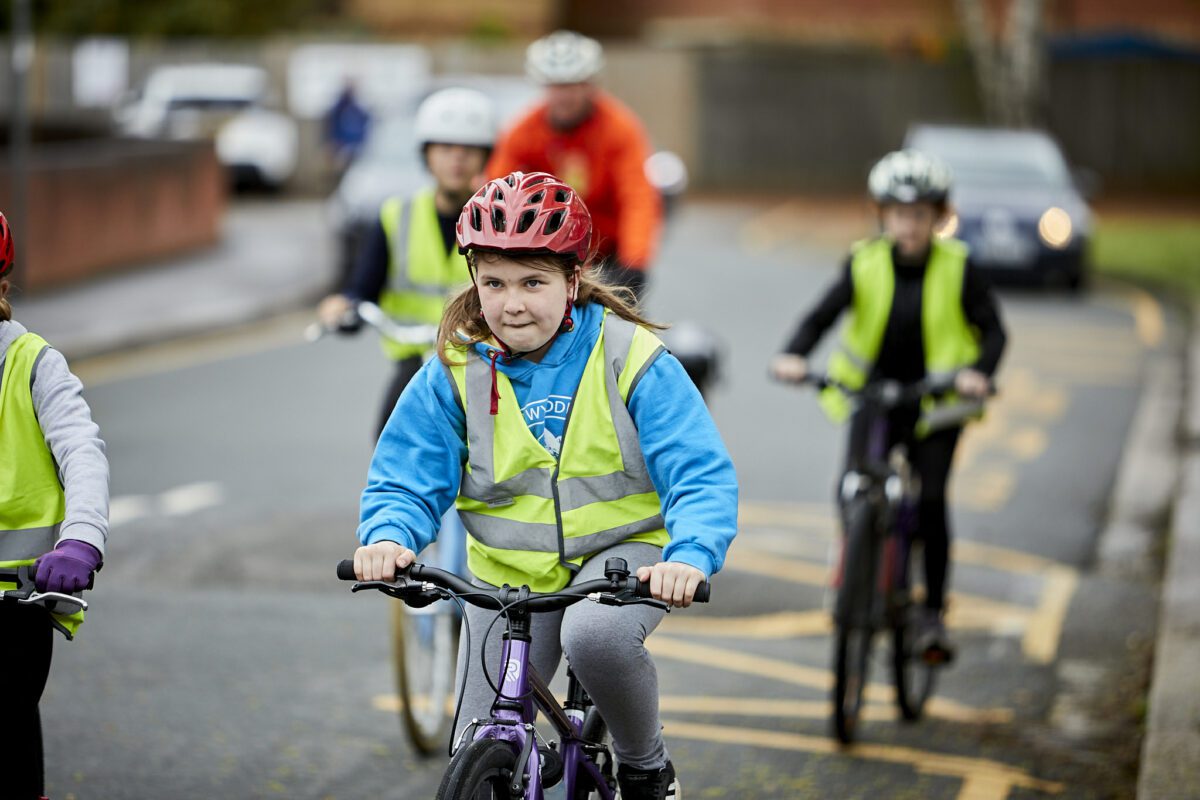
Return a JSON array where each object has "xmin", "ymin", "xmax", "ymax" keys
[
  {"xmin": 837, "ymin": 399, "xmax": 921, "ymax": 626},
  {"xmin": 466, "ymin": 603, "xmax": 615, "ymax": 800}
]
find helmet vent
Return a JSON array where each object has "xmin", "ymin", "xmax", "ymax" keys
[
  {"xmin": 504, "ymin": 174, "xmax": 517, "ymax": 187},
  {"xmin": 528, "ymin": 190, "xmax": 545, "ymax": 205},
  {"xmin": 491, "ymin": 207, "xmax": 506, "ymax": 232},
  {"xmin": 544, "ymin": 209, "xmax": 565, "ymax": 235},
  {"xmin": 555, "ymin": 189, "xmax": 570, "ymax": 203},
  {"xmin": 528, "ymin": 175, "xmax": 548, "ymax": 186},
  {"xmin": 470, "ymin": 206, "xmax": 483, "ymax": 231},
  {"xmin": 517, "ymin": 209, "xmax": 537, "ymax": 233}
]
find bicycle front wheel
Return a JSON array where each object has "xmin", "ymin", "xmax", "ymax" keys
[
  {"xmin": 832, "ymin": 495, "xmax": 878, "ymax": 744},
  {"xmin": 834, "ymin": 624, "xmax": 873, "ymax": 743},
  {"xmin": 893, "ymin": 606, "xmax": 938, "ymax": 721},
  {"xmin": 392, "ymin": 597, "xmax": 460, "ymax": 756},
  {"xmin": 436, "ymin": 738, "xmax": 517, "ymax": 800}
]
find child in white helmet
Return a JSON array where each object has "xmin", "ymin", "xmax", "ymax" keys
[{"xmin": 317, "ymin": 87, "xmax": 498, "ymax": 436}]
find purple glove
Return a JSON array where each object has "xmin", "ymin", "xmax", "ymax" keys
[{"xmin": 35, "ymin": 540, "xmax": 102, "ymax": 593}]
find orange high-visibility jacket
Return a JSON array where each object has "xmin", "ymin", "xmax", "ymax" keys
[{"xmin": 488, "ymin": 91, "xmax": 662, "ymax": 270}]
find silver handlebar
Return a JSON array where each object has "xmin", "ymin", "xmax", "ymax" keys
[{"xmin": 306, "ymin": 300, "xmax": 439, "ymax": 347}]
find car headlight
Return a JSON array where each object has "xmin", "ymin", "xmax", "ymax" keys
[
  {"xmin": 935, "ymin": 211, "xmax": 959, "ymax": 239},
  {"xmin": 1038, "ymin": 207, "xmax": 1073, "ymax": 249}
]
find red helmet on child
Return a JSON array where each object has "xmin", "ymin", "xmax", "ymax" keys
[
  {"xmin": 456, "ymin": 172, "xmax": 592, "ymax": 265},
  {"xmin": 0, "ymin": 212, "xmax": 14, "ymax": 278}
]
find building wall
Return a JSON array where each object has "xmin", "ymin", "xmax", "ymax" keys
[{"xmin": 0, "ymin": 140, "xmax": 224, "ymax": 292}]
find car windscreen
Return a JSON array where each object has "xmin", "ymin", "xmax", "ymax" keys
[{"xmin": 910, "ymin": 131, "xmax": 1071, "ymax": 189}]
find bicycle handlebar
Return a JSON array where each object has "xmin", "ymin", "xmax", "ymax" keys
[
  {"xmin": 0, "ymin": 566, "xmax": 89, "ymax": 615},
  {"xmin": 336, "ymin": 559, "xmax": 710, "ymax": 608},
  {"xmin": 795, "ymin": 371, "xmax": 994, "ymax": 407},
  {"xmin": 306, "ymin": 300, "xmax": 439, "ymax": 347}
]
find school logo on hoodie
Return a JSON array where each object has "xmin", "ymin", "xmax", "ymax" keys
[{"xmin": 521, "ymin": 394, "xmax": 572, "ymax": 457}]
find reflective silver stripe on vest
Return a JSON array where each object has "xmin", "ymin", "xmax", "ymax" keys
[
  {"xmin": 460, "ymin": 511, "xmax": 664, "ymax": 559},
  {"xmin": 839, "ymin": 346, "xmax": 873, "ymax": 374},
  {"xmin": 459, "ymin": 316, "xmax": 662, "ymax": 543},
  {"xmin": 386, "ymin": 199, "xmax": 461, "ymax": 299},
  {"xmin": 0, "ymin": 524, "xmax": 59, "ymax": 562}
]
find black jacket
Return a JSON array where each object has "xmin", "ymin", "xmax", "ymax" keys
[{"xmin": 782, "ymin": 245, "xmax": 1007, "ymax": 383}]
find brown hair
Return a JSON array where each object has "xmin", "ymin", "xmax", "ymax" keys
[
  {"xmin": 0, "ymin": 280, "xmax": 10, "ymax": 323},
  {"xmin": 436, "ymin": 251, "xmax": 665, "ymax": 365}
]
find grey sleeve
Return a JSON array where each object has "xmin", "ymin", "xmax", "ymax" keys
[{"xmin": 31, "ymin": 348, "xmax": 110, "ymax": 556}]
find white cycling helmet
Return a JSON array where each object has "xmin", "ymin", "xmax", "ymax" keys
[
  {"xmin": 414, "ymin": 88, "xmax": 497, "ymax": 149},
  {"xmin": 526, "ymin": 31, "xmax": 605, "ymax": 85},
  {"xmin": 868, "ymin": 149, "xmax": 953, "ymax": 205}
]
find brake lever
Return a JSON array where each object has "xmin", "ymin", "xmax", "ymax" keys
[
  {"xmin": 26, "ymin": 591, "xmax": 89, "ymax": 612},
  {"xmin": 588, "ymin": 592, "xmax": 670, "ymax": 612}
]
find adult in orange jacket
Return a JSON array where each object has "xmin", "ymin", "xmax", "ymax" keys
[{"xmin": 488, "ymin": 31, "xmax": 662, "ymax": 301}]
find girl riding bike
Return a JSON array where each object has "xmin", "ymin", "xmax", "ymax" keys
[
  {"xmin": 771, "ymin": 149, "xmax": 1007, "ymax": 663},
  {"xmin": 352, "ymin": 171, "xmax": 738, "ymax": 799},
  {"xmin": 0, "ymin": 211, "xmax": 110, "ymax": 800}
]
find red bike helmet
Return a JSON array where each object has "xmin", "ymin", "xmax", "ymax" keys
[
  {"xmin": 457, "ymin": 172, "xmax": 592, "ymax": 265},
  {"xmin": 0, "ymin": 212, "xmax": 14, "ymax": 278}
]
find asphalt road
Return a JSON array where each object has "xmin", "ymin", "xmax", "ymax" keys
[{"xmin": 40, "ymin": 199, "xmax": 1162, "ymax": 799}]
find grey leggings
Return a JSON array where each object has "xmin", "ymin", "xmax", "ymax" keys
[{"xmin": 454, "ymin": 541, "xmax": 669, "ymax": 770}]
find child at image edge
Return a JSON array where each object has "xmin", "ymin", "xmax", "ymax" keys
[
  {"xmin": 0, "ymin": 211, "xmax": 110, "ymax": 800},
  {"xmin": 352, "ymin": 171, "xmax": 738, "ymax": 800}
]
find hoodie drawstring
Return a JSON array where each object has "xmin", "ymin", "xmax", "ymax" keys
[{"xmin": 487, "ymin": 348, "xmax": 502, "ymax": 415}]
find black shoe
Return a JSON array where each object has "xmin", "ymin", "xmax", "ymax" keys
[
  {"xmin": 915, "ymin": 608, "xmax": 957, "ymax": 666},
  {"xmin": 617, "ymin": 760, "xmax": 680, "ymax": 800}
]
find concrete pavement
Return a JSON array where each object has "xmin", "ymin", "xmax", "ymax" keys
[
  {"xmin": 1138, "ymin": 311, "xmax": 1200, "ymax": 799},
  {"xmin": 14, "ymin": 199, "xmax": 335, "ymax": 361}
]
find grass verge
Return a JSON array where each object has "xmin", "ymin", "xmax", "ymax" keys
[{"xmin": 1091, "ymin": 214, "xmax": 1200, "ymax": 299}]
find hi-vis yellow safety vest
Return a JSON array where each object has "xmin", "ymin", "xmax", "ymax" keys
[
  {"xmin": 820, "ymin": 237, "xmax": 983, "ymax": 436},
  {"xmin": 444, "ymin": 312, "xmax": 670, "ymax": 591},
  {"xmin": 379, "ymin": 188, "xmax": 471, "ymax": 361},
  {"xmin": 0, "ymin": 332, "xmax": 85, "ymax": 637}
]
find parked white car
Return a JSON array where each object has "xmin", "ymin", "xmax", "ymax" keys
[{"xmin": 116, "ymin": 63, "xmax": 299, "ymax": 190}]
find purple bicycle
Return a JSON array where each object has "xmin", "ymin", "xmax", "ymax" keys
[{"xmin": 337, "ymin": 557, "xmax": 709, "ymax": 799}]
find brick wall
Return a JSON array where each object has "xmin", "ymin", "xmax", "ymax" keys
[{"xmin": 0, "ymin": 139, "xmax": 225, "ymax": 292}]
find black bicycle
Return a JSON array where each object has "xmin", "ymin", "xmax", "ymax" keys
[
  {"xmin": 796, "ymin": 372, "xmax": 985, "ymax": 744},
  {"xmin": 338, "ymin": 557, "xmax": 709, "ymax": 798}
]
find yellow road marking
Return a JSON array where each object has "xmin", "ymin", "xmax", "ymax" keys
[
  {"xmin": 1089, "ymin": 285, "xmax": 1164, "ymax": 348},
  {"xmin": 724, "ymin": 547, "xmax": 831, "ymax": 586},
  {"xmin": 663, "ymin": 609, "xmax": 833, "ymax": 638},
  {"xmin": 647, "ymin": 636, "xmax": 1012, "ymax": 724},
  {"xmin": 372, "ymin": 693, "xmax": 455, "ymax": 715},
  {"xmin": 956, "ymin": 466, "xmax": 1017, "ymax": 512},
  {"xmin": 662, "ymin": 720, "xmax": 1063, "ymax": 800},
  {"xmin": 657, "ymin": 695, "xmax": 1010, "ymax": 724},
  {"xmin": 726, "ymin": 527, "xmax": 1080, "ymax": 663},
  {"xmin": 738, "ymin": 502, "xmax": 834, "ymax": 530},
  {"xmin": 73, "ymin": 310, "xmax": 316, "ymax": 387},
  {"xmin": 1021, "ymin": 567, "xmax": 1079, "ymax": 665},
  {"xmin": 724, "ymin": 547, "xmax": 1035, "ymax": 633}
]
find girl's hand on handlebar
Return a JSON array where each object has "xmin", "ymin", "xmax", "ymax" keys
[
  {"xmin": 954, "ymin": 368, "xmax": 991, "ymax": 399},
  {"xmin": 636, "ymin": 562, "xmax": 707, "ymax": 608},
  {"xmin": 353, "ymin": 541, "xmax": 416, "ymax": 582},
  {"xmin": 770, "ymin": 354, "xmax": 809, "ymax": 384}
]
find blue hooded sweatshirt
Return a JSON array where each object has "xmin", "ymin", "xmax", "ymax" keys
[{"xmin": 357, "ymin": 301, "xmax": 738, "ymax": 579}]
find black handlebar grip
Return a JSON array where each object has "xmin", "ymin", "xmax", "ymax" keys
[
  {"xmin": 336, "ymin": 559, "xmax": 357, "ymax": 581},
  {"xmin": 633, "ymin": 578, "xmax": 711, "ymax": 603}
]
